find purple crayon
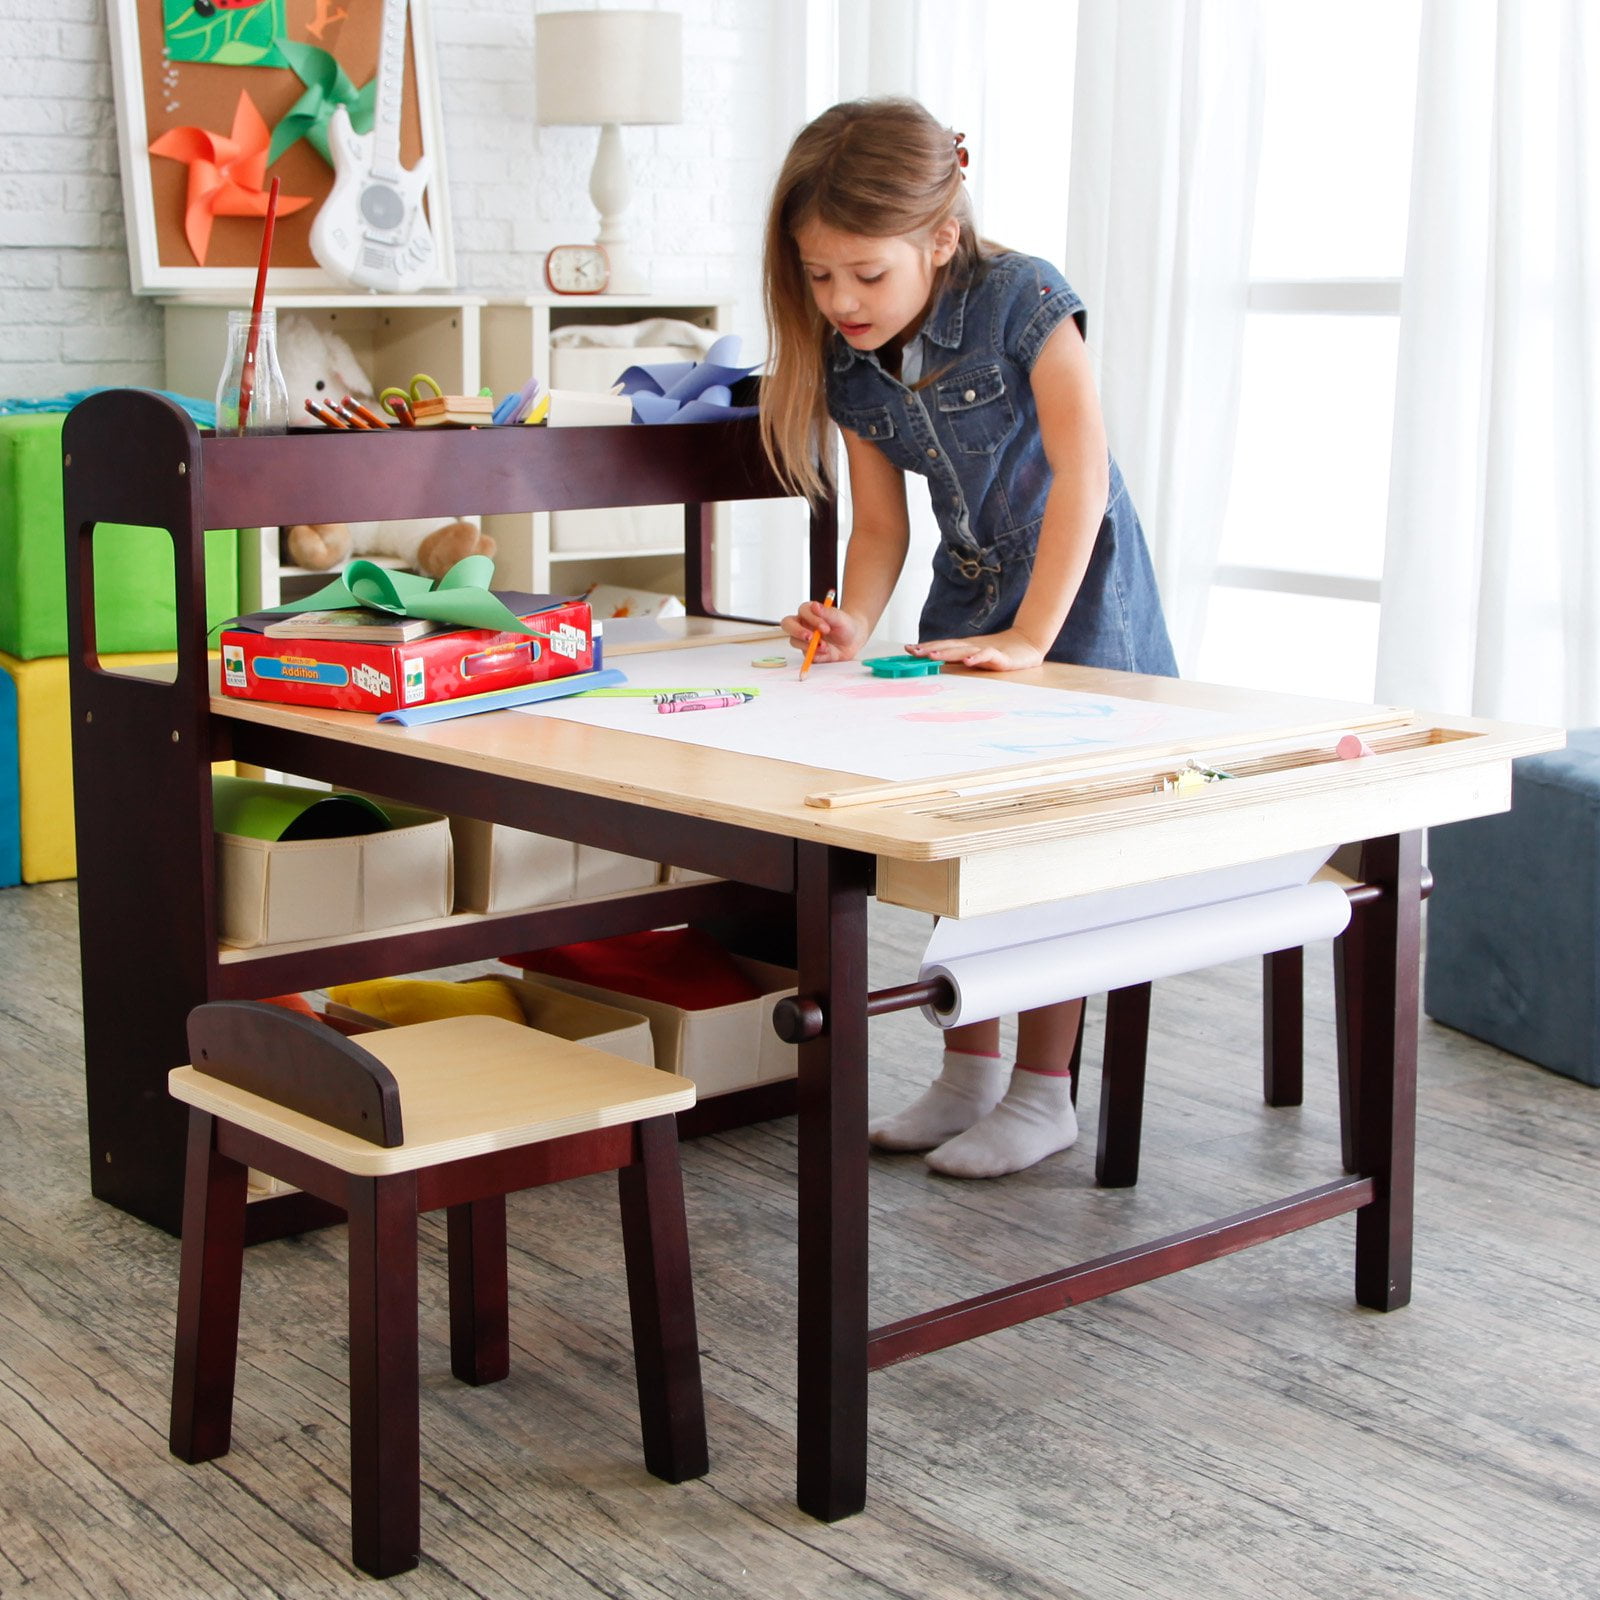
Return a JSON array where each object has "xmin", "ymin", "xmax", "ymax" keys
[{"xmin": 654, "ymin": 690, "xmax": 756, "ymax": 713}]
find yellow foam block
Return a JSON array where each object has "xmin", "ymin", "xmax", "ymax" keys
[{"xmin": 0, "ymin": 651, "xmax": 231, "ymax": 883}]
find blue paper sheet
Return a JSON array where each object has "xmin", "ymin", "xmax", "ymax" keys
[
  {"xmin": 614, "ymin": 333, "xmax": 759, "ymax": 424},
  {"xmin": 376, "ymin": 668, "xmax": 626, "ymax": 726}
]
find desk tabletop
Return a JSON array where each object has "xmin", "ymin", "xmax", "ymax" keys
[{"xmin": 206, "ymin": 628, "xmax": 1562, "ymax": 918}]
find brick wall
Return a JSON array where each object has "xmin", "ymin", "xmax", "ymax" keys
[{"xmin": 0, "ymin": 0, "xmax": 792, "ymax": 401}]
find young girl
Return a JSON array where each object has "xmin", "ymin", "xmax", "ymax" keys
[{"xmin": 760, "ymin": 97, "xmax": 1178, "ymax": 1180}]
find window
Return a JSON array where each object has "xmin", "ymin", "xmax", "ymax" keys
[{"xmin": 1194, "ymin": 0, "xmax": 1422, "ymax": 701}]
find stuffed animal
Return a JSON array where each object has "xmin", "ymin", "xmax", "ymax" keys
[{"xmin": 276, "ymin": 312, "xmax": 494, "ymax": 579}]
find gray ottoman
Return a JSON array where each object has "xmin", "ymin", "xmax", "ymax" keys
[{"xmin": 1424, "ymin": 730, "xmax": 1596, "ymax": 1084}]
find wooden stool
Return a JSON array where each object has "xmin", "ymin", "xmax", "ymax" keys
[{"xmin": 167, "ymin": 1002, "xmax": 707, "ymax": 1579}]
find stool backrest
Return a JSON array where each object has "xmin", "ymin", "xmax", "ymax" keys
[{"xmin": 186, "ymin": 1001, "xmax": 404, "ymax": 1147}]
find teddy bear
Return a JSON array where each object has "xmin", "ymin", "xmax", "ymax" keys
[{"xmin": 276, "ymin": 312, "xmax": 495, "ymax": 580}]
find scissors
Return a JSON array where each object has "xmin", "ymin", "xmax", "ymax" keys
[{"xmin": 378, "ymin": 373, "xmax": 444, "ymax": 426}]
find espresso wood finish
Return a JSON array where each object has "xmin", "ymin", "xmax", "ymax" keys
[
  {"xmin": 1095, "ymin": 983, "xmax": 1154, "ymax": 1190},
  {"xmin": 1263, "ymin": 945, "xmax": 1305, "ymax": 1105},
  {"xmin": 63, "ymin": 391, "xmax": 1562, "ymax": 1531}
]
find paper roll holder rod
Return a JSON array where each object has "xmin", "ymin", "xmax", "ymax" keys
[
  {"xmin": 772, "ymin": 977, "xmax": 954, "ymax": 1044},
  {"xmin": 769, "ymin": 876, "xmax": 1413, "ymax": 1046}
]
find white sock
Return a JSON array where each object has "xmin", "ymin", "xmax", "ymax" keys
[
  {"xmin": 924, "ymin": 1065, "xmax": 1078, "ymax": 1178},
  {"xmin": 868, "ymin": 1049, "xmax": 1009, "ymax": 1152}
]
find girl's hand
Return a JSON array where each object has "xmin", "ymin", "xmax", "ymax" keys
[
  {"xmin": 908, "ymin": 629, "xmax": 1047, "ymax": 672},
  {"xmin": 781, "ymin": 599, "xmax": 866, "ymax": 663}
]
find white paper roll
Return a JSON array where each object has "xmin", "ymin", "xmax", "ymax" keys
[{"xmin": 920, "ymin": 880, "xmax": 1352, "ymax": 1028}]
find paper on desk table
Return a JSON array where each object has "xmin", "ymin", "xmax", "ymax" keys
[
  {"xmin": 917, "ymin": 849, "xmax": 1350, "ymax": 1027},
  {"xmin": 515, "ymin": 645, "xmax": 1289, "ymax": 784}
]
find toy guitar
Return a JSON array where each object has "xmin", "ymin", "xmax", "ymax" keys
[{"xmin": 309, "ymin": 0, "xmax": 435, "ymax": 292}]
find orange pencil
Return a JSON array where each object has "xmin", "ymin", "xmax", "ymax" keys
[
  {"xmin": 344, "ymin": 397, "xmax": 391, "ymax": 429},
  {"xmin": 304, "ymin": 398, "xmax": 348, "ymax": 428},
  {"xmin": 335, "ymin": 398, "xmax": 375, "ymax": 429},
  {"xmin": 798, "ymin": 588, "xmax": 836, "ymax": 681}
]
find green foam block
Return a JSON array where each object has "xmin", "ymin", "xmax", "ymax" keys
[{"xmin": 0, "ymin": 413, "xmax": 239, "ymax": 659}]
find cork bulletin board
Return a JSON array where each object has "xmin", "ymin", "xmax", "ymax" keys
[{"xmin": 107, "ymin": 0, "xmax": 454, "ymax": 294}]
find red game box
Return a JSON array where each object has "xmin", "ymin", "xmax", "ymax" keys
[{"xmin": 219, "ymin": 598, "xmax": 595, "ymax": 713}]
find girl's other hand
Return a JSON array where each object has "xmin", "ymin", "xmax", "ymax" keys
[
  {"xmin": 781, "ymin": 598, "xmax": 864, "ymax": 663},
  {"xmin": 908, "ymin": 629, "xmax": 1046, "ymax": 672}
]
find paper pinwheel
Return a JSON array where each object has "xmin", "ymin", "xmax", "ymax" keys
[
  {"xmin": 148, "ymin": 91, "xmax": 311, "ymax": 266},
  {"xmin": 612, "ymin": 333, "xmax": 761, "ymax": 424},
  {"xmin": 266, "ymin": 556, "xmax": 552, "ymax": 639},
  {"xmin": 268, "ymin": 40, "xmax": 377, "ymax": 167}
]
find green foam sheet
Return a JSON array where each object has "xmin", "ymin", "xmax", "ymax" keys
[{"xmin": 212, "ymin": 776, "xmax": 391, "ymax": 842}]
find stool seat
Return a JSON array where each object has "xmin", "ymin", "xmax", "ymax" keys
[{"xmin": 170, "ymin": 1013, "xmax": 695, "ymax": 1174}]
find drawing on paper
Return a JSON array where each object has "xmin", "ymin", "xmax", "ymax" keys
[{"xmin": 516, "ymin": 642, "xmax": 1295, "ymax": 784}]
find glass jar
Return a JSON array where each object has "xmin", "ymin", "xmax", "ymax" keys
[{"xmin": 214, "ymin": 306, "xmax": 289, "ymax": 435}]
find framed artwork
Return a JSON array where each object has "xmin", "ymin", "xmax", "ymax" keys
[{"xmin": 107, "ymin": 0, "xmax": 456, "ymax": 295}]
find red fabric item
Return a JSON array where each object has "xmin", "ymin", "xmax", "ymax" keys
[
  {"xmin": 260, "ymin": 992, "xmax": 317, "ymax": 1019},
  {"xmin": 504, "ymin": 928, "xmax": 762, "ymax": 1010}
]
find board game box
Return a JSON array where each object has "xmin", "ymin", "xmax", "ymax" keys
[{"xmin": 219, "ymin": 596, "xmax": 595, "ymax": 713}]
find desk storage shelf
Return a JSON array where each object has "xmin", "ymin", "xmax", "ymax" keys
[
  {"xmin": 63, "ymin": 390, "xmax": 834, "ymax": 1236},
  {"xmin": 162, "ymin": 294, "xmax": 486, "ymax": 610}
]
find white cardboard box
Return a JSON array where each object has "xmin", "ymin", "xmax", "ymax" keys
[
  {"xmin": 216, "ymin": 802, "xmax": 453, "ymax": 949},
  {"xmin": 449, "ymin": 815, "xmax": 659, "ymax": 914},
  {"xmin": 510, "ymin": 954, "xmax": 797, "ymax": 1098}
]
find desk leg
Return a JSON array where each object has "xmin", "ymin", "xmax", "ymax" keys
[
  {"xmin": 1262, "ymin": 946, "xmax": 1305, "ymax": 1106},
  {"xmin": 1333, "ymin": 901, "xmax": 1367, "ymax": 1175},
  {"xmin": 1352, "ymin": 831, "xmax": 1421, "ymax": 1312},
  {"xmin": 72, "ymin": 677, "xmax": 215, "ymax": 1235},
  {"xmin": 794, "ymin": 843, "xmax": 872, "ymax": 1522},
  {"xmin": 1095, "ymin": 982, "xmax": 1151, "ymax": 1189}
]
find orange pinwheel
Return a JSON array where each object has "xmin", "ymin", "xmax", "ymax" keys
[{"xmin": 148, "ymin": 91, "xmax": 311, "ymax": 266}]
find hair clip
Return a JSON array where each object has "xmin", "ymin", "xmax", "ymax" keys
[{"xmin": 953, "ymin": 131, "xmax": 969, "ymax": 174}]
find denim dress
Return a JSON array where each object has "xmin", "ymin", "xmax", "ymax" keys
[{"xmin": 825, "ymin": 251, "xmax": 1178, "ymax": 676}]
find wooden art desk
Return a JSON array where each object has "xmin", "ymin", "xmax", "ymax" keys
[{"xmin": 62, "ymin": 391, "xmax": 1558, "ymax": 1522}]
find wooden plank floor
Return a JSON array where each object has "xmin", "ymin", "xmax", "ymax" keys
[{"xmin": 1, "ymin": 879, "xmax": 1597, "ymax": 1598}]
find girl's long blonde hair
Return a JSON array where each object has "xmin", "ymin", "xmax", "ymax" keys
[{"xmin": 760, "ymin": 97, "xmax": 988, "ymax": 504}]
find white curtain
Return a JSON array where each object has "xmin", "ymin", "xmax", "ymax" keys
[
  {"xmin": 1065, "ymin": 0, "xmax": 1265, "ymax": 670},
  {"xmin": 1376, "ymin": 0, "xmax": 1600, "ymax": 726}
]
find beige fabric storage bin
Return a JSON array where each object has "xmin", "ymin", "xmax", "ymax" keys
[
  {"xmin": 548, "ymin": 341, "xmax": 698, "ymax": 553},
  {"xmin": 516, "ymin": 955, "xmax": 797, "ymax": 1098},
  {"xmin": 216, "ymin": 802, "xmax": 452, "ymax": 950},
  {"xmin": 501, "ymin": 975, "xmax": 655, "ymax": 1066},
  {"xmin": 325, "ymin": 974, "xmax": 655, "ymax": 1069},
  {"xmin": 449, "ymin": 815, "xmax": 658, "ymax": 913},
  {"xmin": 661, "ymin": 864, "xmax": 719, "ymax": 886}
]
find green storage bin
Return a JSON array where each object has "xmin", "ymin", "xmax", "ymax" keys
[{"xmin": 0, "ymin": 412, "xmax": 238, "ymax": 659}]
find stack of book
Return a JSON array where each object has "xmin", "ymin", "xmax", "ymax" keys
[
  {"xmin": 409, "ymin": 393, "xmax": 496, "ymax": 427},
  {"xmin": 261, "ymin": 608, "xmax": 453, "ymax": 642}
]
